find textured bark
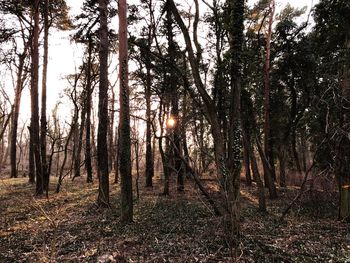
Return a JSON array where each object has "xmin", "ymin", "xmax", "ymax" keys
[
  {"xmin": 108, "ymin": 83, "xmax": 115, "ymax": 173},
  {"xmin": 263, "ymin": 0, "xmax": 277, "ymax": 191},
  {"xmin": 145, "ymin": 27, "xmax": 154, "ymax": 187},
  {"xmin": 41, "ymin": 0, "xmax": 49, "ymax": 192},
  {"xmin": 31, "ymin": 0, "xmax": 43, "ymax": 195},
  {"xmin": 243, "ymin": 139, "xmax": 252, "ymax": 186},
  {"xmin": 97, "ymin": 0, "xmax": 110, "ymax": 207},
  {"xmin": 119, "ymin": 0, "xmax": 133, "ymax": 223},
  {"xmin": 85, "ymin": 37, "xmax": 93, "ymax": 183},
  {"xmin": 28, "ymin": 126, "xmax": 35, "ymax": 184},
  {"xmin": 73, "ymin": 98, "xmax": 86, "ymax": 180},
  {"xmin": 226, "ymin": 0, "xmax": 244, "ymax": 242},
  {"xmin": 10, "ymin": 49, "xmax": 28, "ymax": 178}
]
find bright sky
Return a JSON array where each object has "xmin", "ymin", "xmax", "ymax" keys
[{"xmin": 11, "ymin": 0, "xmax": 318, "ymax": 124}]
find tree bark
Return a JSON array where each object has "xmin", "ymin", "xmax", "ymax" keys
[
  {"xmin": 119, "ymin": 0, "xmax": 133, "ymax": 223},
  {"xmin": 145, "ymin": 27, "xmax": 154, "ymax": 187},
  {"xmin": 41, "ymin": 0, "xmax": 49, "ymax": 192},
  {"xmin": 85, "ymin": 36, "xmax": 93, "ymax": 183},
  {"xmin": 97, "ymin": 0, "xmax": 110, "ymax": 207},
  {"xmin": 10, "ymin": 50, "xmax": 27, "ymax": 178},
  {"xmin": 263, "ymin": 0, "xmax": 277, "ymax": 189},
  {"xmin": 31, "ymin": 0, "xmax": 43, "ymax": 195}
]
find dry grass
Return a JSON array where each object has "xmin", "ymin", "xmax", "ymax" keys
[{"xmin": 0, "ymin": 174, "xmax": 349, "ymax": 262}]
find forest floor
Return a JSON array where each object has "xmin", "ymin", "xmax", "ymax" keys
[{"xmin": 0, "ymin": 174, "xmax": 349, "ymax": 263}]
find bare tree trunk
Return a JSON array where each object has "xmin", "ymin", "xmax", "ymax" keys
[
  {"xmin": 145, "ymin": 27, "xmax": 154, "ymax": 187},
  {"xmin": 242, "ymin": 125, "xmax": 266, "ymax": 212},
  {"xmin": 108, "ymin": 83, "xmax": 115, "ymax": 173},
  {"xmin": 73, "ymin": 98, "xmax": 86, "ymax": 180},
  {"xmin": 28, "ymin": 126, "xmax": 35, "ymax": 184},
  {"xmin": 119, "ymin": 0, "xmax": 133, "ymax": 223},
  {"xmin": 85, "ymin": 37, "xmax": 93, "ymax": 183},
  {"xmin": 278, "ymin": 145, "xmax": 286, "ymax": 187},
  {"xmin": 56, "ymin": 121, "xmax": 76, "ymax": 193},
  {"xmin": 165, "ymin": 0, "xmax": 184, "ymax": 191},
  {"xmin": 263, "ymin": 0, "xmax": 277, "ymax": 191},
  {"xmin": 114, "ymin": 128, "xmax": 119, "ymax": 183},
  {"xmin": 31, "ymin": 0, "xmax": 43, "ymax": 195},
  {"xmin": 97, "ymin": 0, "xmax": 110, "ymax": 207},
  {"xmin": 10, "ymin": 52, "xmax": 26, "ymax": 178},
  {"xmin": 41, "ymin": 0, "xmax": 49, "ymax": 192}
]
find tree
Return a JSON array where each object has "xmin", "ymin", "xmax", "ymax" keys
[
  {"xmin": 97, "ymin": 0, "xmax": 110, "ymax": 207},
  {"xmin": 119, "ymin": 0, "xmax": 133, "ymax": 223},
  {"xmin": 41, "ymin": 0, "xmax": 49, "ymax": 192},
  {"xmin": 168, "ymin": 0, "xmax": 244, "ymax": 242},
  {"xmin": 31, "ymin": 0, "xmax": 43, "ymax": 196}
]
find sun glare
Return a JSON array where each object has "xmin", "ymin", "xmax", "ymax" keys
[{"xmin": 167, "ymin": 116, "xmax": 175, "ymax": 128}]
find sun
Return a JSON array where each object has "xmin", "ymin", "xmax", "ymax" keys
[{"xmin": 167, "ymin": 116, "xmax": 175, "ymax": 128}]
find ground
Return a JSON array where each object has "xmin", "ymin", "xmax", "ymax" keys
[{"xmin": 0, "ymin": 175, "xmax": 349, "ymax": 262}]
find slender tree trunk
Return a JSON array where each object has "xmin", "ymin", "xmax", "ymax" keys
[
  {"xmin": 145, "ymin": 29, "xmax": 154, "ymax": 187},
  {"xmin": 291, "ymin": 129, "xmax": 302, "ymax": 173},
  {"xmin": 31, "ymin": 0, "xmax": 43, "ymax": 195},
  {"xmin": 278, "ymin": 145, "xmax": 286, "ymax": 187},
  {"xmin": 108, "ymin": 84, "xmax": 115, "ymax": 173},
  {"xmin": 119, "ymin": 0, "xmax": 133, "ymax": 223},
  {"xmin": 242, "ymin": 125, "xmax": 266, "ymax": 212},
  {"xmin": 263, "ymin": 0, "xmax": 277, "ymax": 188},
  {"xmin": 73, "ymin": 99, "xmax": 86, "ymax": 180},
  {"xmin": 85, "ymin": 37, "xmax": 93, "ymax": 183},
  {"xmin": 56, "ymin": 121, "xmax": 76, "ymax": 193},
  {"xmin": 41, "ymin": 0, "xmax": 49, "ymax": 192},
  {"xmin": 10, "ymin": 52, "xmax": 26, "ymax": 178},
  {"xmin": 28, "ymin": 126, "xmax": 35, "ymax": 184},
  {"xmin": 165, "ymin": 0, "xmax": 184, "ymax": 191},
  {"xmin": 97, "ymin": 0, "xmax": 110, "ymax": 207},
  {"xmin": 114, "ymin": 128, "xmax": 119, "ymax": 183},
  {"xmin": 243, "ymin": 139, "xmax": 252, "ymax": 186}
]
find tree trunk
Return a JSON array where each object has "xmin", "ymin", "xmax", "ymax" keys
[
  {"xmin": 85, "ymin": 36, "xmax": 93, "ymax": 183},
  {"xmin": 242, "ymin": 138, "xmax": 252, "ymax": 186},
  {"xmin": 41, "ymin": 0, "xmax": 49, "ymax": 192},
  {"xmin": 145, "ymin": 28, "xmax": 154, "ymax": 187},
  {"xmin": 10, "ymin": 52, "xmax": 27, "ymax": 178},
  {"xmin": 226, "ymin": 0, "xmax": 245, "ymax": 242},
  {"xmin": 242, "ymin": 125, "xmax": 266, "ymax": 212},
  {"xmin": 28, "ymin": 126, "xmax": 35, "ymax": 184},
  {"xmin": 31, "ymin": 0, "xmax": 43, "ymax": 195},
  {"xmin": 263, "ymin": 0, "xmax": 277, "ymax": 186},
  {"xmin": 73, "ymin": 99, "xmax": 86, "ymax": 180},
  {"xmin": 168, "ymin": 0, "xmax": 243, "ymax": 242},
  {"xmin": 278, "ymin": 145, "xmax": 286, "ymax": 187},
  {"xmin": 97, "ymin": 0, "xmax": 110, "ymax": 208},
  {"xmin": 108, "ymin": 82, "xmax": 115, "ymax": 173},
  {"xmin": 114, "ymin": 128, "xmax": 119, "ymax": 184},
  {"xmin": 119, "ymin": 0, "xmax": 133, "ymax": 223},
  {"xmin": 166, "ymin": 0, "xmax": 184, "ymax": 191},
  {"xmin": 337, "ymin": 23, "xmax": 350, "ymax": 221}
]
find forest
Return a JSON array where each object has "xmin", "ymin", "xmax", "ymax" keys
[{"xmin": 0, "ymin": 0, "xmax": 349, "ymax": 262}]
